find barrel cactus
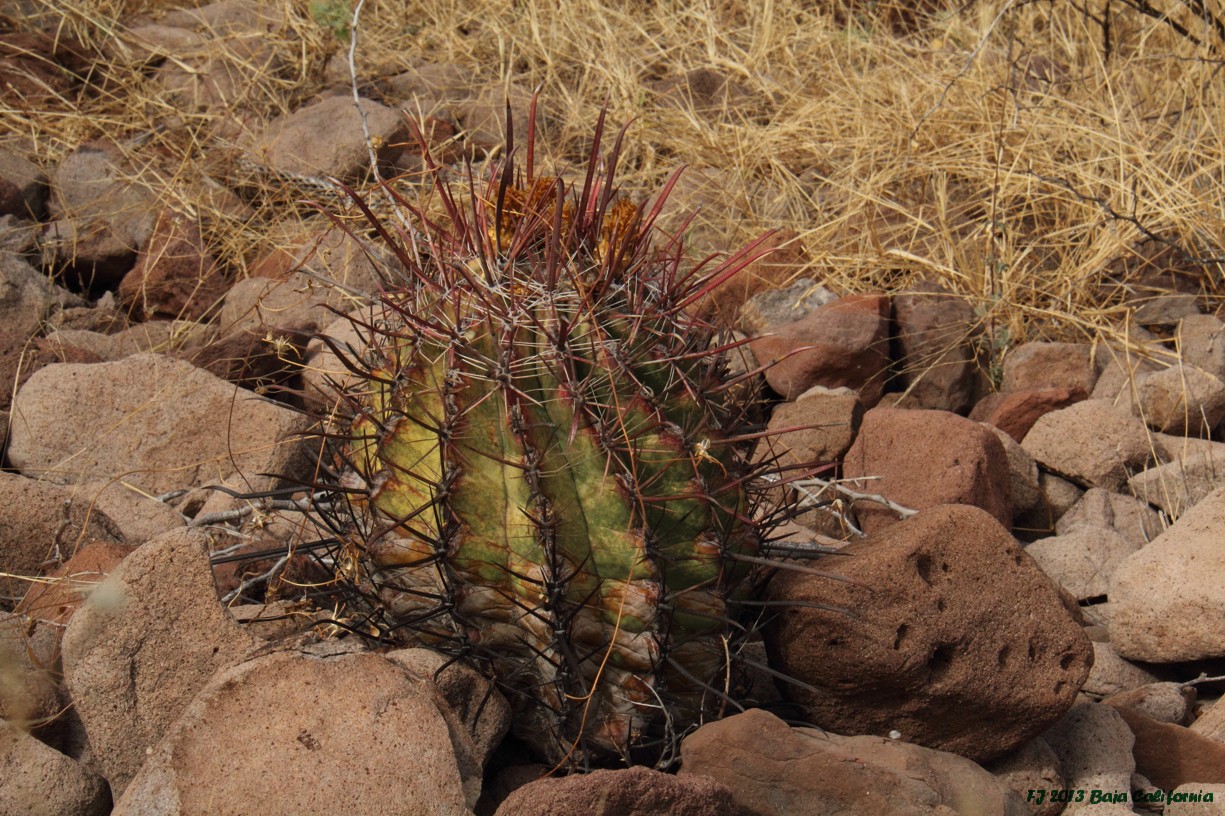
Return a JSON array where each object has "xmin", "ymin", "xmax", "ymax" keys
[{"xmin": 313, "ymin": 110, "xmax": 821, "ymax": 769}]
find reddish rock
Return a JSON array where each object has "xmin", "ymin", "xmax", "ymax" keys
[
  {"xmin": 1001, "ymin": 341, "xmax": 1098, "ymax": 394},
  {"xmin": 248, "ymin": 95, "xmax": 408, "ymax": 181},
  {"xmin": 16, "ymin": 540, "xmax": 134, "ymax": 626},
  {"xmin": 841, "ymin": 406, "xmax": 1012, "ymax": 534},
  {"xmin": 496, "ymin": 766, "xmax": 748, "ymax": 816},
  {"xmin": 892, "ymin": 283, "xmax": 978, "ymax": 413},
  {"xmin": 1021, "ymin": 400, "xmax": 1154, "ymax": 491},
  {"xmin": 750, "ymin": 293, "xmax": 891, "ymax": 404},
  {"xmin": 0, "ymin": 471, "xmax": 125, "ymax": 605},
  {"xmin": 969, "ymin": 386, "xmax": 1085, "ymax": 443},
  {"xmin": 117, "ymin": 209, "xmax": 227, "ymax": 321},
  {"xmin": 1110, "ymin": 705, "xmax": 1225, "ymax": 791},
  {"xmin": 62, "ymin": 528, "xmax": 260, "ymax": 795},
  {"xmin": 679, "ymin": 708, "xmax": 1029, "ymax": 816},
  {"xmin": 112, "ymin": 647, "xmax": 474, "ymax": 816},
  {"xmin": 763, "ymin": 505, "xmax": 1090, "ymax": 762}
]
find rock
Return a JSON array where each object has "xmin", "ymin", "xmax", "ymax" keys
[
  {"xmin": 1134, "ymin": 292, "xmax": 1201, "ymax": 327},
  {"xmin": 1136, "ymin": 364, "xmax": 1225, "ymax": 436},
  {"xmin": 247, "ymin": 95, "xmax": 408, "ymax": 181},
  {"xmin": 0, "ymin": 471, "xmax": 125, "ymax": 605},
  {"xmin": 43, "ymin": 320, "xmax": 212, "ymax": 362},
  {"xmin": 112, "ymin": 648, "xmax": 474, "ymax": 816},
  {"xmin": 117, "ymin": 209, "xmax": 227, "ymax": 322},
  {"xmin": 1021, "ymin": 400, "xmax": 1154, "ymax": 491},
  {"xmin": 841, "ymin": 407, "xmax": 1012, "ymax": 534},
  {"xmin": 0, "ymin": 147, "xmax": 47, "ymax": 219},
  {"xmin": 1083, "ymin": 641, "xmax": 1164, "ymax": 697},
  {"xmin": 0, "ymin": 253, "xmax": 74, "ymax": 340},
  {"xmin": 7, "ymin": 353, "xmax": 314, "ymax": 508},
  {"xmin": 495, "ymin": 766, "xmax": 747, "ymax": 816},
  {"xmin": 983, "ymin": 425, "xmax": 1043, "ymax": 526},
  {"xmin": 0, "ymin": 615, "xmax": 62, "ymax": 732},
  {"xmin": 44, "ymin": 142, "xmax": 158, "ymax": 288},
  {"xmin": 983, "ymin": 738, "xmax": 1065, "ymax": 816},
  {"xmin": 679, "ymin": 708, "xmax": 1029, "ymax": 816},
  {"xmin": 15, "ymin": 539, "xmax": 134, "ymax": 627},
  {"xmin": 763, "ymin": 505, "xmax": 1090, "ymax": 762},
  {"xmin": 453, "ymin": 81, "xmax": 539, "ymax": 154},
  {"xmin": 1192, "ymin": 699, "xmax": 1225, "ymax": 746},
  {"xmin": 1104, "ymin": 682, "xmax": 1196, "ymax": 725},
  {"xmin": 687, "ymin": 231, "xmax": 814, "ymax": 326},
  {"xmin": 1056, "ymin": 487, "xmax": 1165, "ymax": 547},
  {"xmin": 758, "ymin": 385, "xmax": 862, "ymax": 469},
  {"xmin": 969, "ymin": 386, "xmax": 1085, "ymax": 444},
  {"xmin": 1109, "ymin": 705, "xmax": 1225, "ymax": 791},
  {"xmin": 735, "ymin": 278, "xmax": 837, "ymax": 337},
  {"xmin": 891, "ymin": 283, "xmax": 978, "ymax": 413},
  {"xmin": 749, "ymin": 293, "xmax": 891, "ymax": 405},
  {"xmin": 1128, "ymin": 447, "xmax": 1225, "ymax": 519},
  {"xmin": 1001, "ymin": 342, "xmax": 1098, "ymax": 395},
  {"xmin": 1164, "ymin": 783, "xmax": 1225, "ymax": 815},
  {"xmin": 61, "ymin": 527, "xmax": 259, "ymax": 794},
  {"xmin": 1179, "ymin": 314, "xmax": 1225, "ymax": 381},
  {"xmin": 1025, "ymin": 528, "xmax": 1140, "ymax": 602},
  {"xmin": 1043, "ymin": 701, "xmax": 1136, "ymax": 815},
  {"xmin": 387, "ymin": 648, "xmax": 510, "ymax": 771},
  {"xmin": 1109, "ymin": 486, "xmax": 1225, "ymax": 662},
  {"xmin": 0, "ymin": 719, "xmax": 110, "ymax": 816}
]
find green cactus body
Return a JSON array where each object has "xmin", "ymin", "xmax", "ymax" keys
[{"xmin": 329, "ymin": 118, "xmax": 787, "ymax": 766}]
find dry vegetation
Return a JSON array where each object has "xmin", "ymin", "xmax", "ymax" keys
[{"xmin": 6, "ymin": 0, "xmax": 1225, "ymax": 378}]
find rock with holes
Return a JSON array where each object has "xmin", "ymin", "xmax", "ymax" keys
[
  {"xmin": 1110, "ymin": 486, "xmax": 1225, "ymax": 662},
  {"xmin": 678, "ymin": 708, "xmax": 1029, "ymax": 816},
  {"xmin": 763, "ymin": 504, "xmax": 1091, "ymax": 763}
]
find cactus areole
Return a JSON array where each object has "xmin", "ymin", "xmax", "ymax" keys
[{"xmin": 320, "ymin": 109, "xmax": 807, "ymax": 769}]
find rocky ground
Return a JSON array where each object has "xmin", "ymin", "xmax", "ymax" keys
[{"xmin": 4, "ymin": 1, "xmax": 1225, "ymax": 814}]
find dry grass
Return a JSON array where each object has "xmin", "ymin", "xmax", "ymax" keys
[{"xmin": 4, "ymin": 0, "xmax": 1225, "ymax": 373}]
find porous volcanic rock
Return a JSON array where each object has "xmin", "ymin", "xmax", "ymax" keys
[
  {"xmin": 61, "ymin": 527, "xmax": 259, "ymax": 794},
  {"xmin": 841, "ymin": 407, "xmax": 1012, "ymax": 534},
  {"xmin": 678, "ymin": 708, "xmax": 1029, "ymax": 816},
  {"xmin": 112, "ymin": 648, "xmax": 474, "ymax": 816},
  {"xmin": 495, "ymin": 766, "xmax": 749, "ymax": 816},
  {"xmin": 1021, "ymin": 400, "xmax": 1154, "ymax": 491},
  {"xmin": 749, "ymin": 292, "xmax": 891, "ymax": 404},
  {"xmin": 763, "ymin": 504, "xmax": 1090, "ymax": 762},
  {"xmin": 1109, "ymin": 486, "xmax": 1225, "ymax": 662}
]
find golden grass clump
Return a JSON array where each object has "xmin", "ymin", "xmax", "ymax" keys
[{"xmin": 1, "ymin": 0, "xmax": 1222, "ymax": 374}]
